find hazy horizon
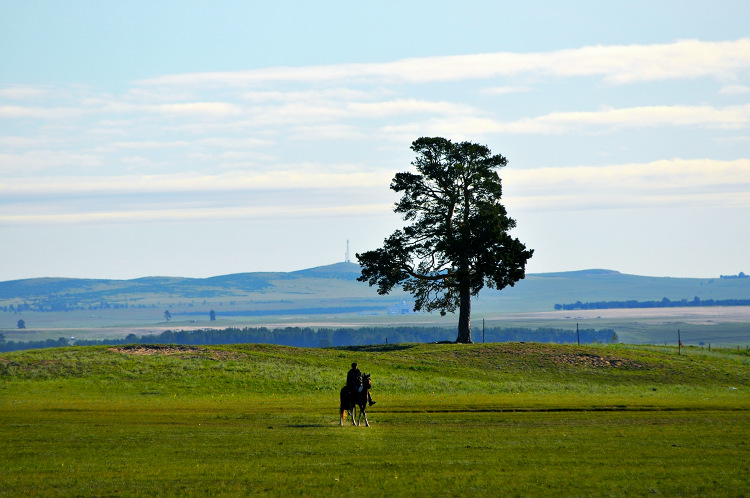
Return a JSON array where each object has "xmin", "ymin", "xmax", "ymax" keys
[{"xmin": 1, "ymin": 260, "xmax": 742, "ymax": 283}]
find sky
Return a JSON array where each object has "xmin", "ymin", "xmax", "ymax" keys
[{"xmin": 1, "ymin": 1, "xmax": 749, "ymax": 281}]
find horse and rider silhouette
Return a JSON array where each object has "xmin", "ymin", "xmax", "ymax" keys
[{"xmin": 339, "ymin": 362, "xmax": 376, "ymax": 427}]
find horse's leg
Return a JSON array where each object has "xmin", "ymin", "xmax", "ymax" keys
[
  {"xmin": 339, "ymin": 389, "xmax": 346, "ymax": 426},
  {"xmin": 361, "ymin": 404, "xmax": 370, "ymax": 427},
  {"xmin": 356, "ymin": 401, "xmax": 369, "ymax": 427}
]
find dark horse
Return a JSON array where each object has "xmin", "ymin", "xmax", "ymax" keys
[{"xmin": 339, "ymin": 373, "xmax": 371, "ymax": 427}]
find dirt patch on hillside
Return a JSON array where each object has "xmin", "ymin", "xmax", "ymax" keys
[
  {"xmin": 109, "ymin": 345, "xmax": 201, "ymax": 356},
  {"xmin": 552, "ymin": 352, "xmax": 642, "ymax": 368},
  {"xmin": 108, "ymin": 344, "xmax": 242, "ymax": 361}
]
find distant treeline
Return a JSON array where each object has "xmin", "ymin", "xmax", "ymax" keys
[
  {"xmin": 0, "ymin": 326, "xmax": 617, "ymax": 352},
  {"xmin": 1, "ymin": 300, "xmax": 232, "ymax": 313},
  {"xmin": 2, "ymin": 301, "xmax": 153, "ymax": 313},
  {"xmin": 555, "ymin": 296, "xmax": 750, "ymax": 311},
  {"xmin": 720, "ymin": 272, "xmax": 748, "ymax": 279}
]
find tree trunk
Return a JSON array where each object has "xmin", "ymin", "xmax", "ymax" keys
[{"xmin": 455, "ymin": 284, "xmax": 472, "ymax": 343}]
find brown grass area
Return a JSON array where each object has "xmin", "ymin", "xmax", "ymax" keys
[
  {"xmin": 108, "ymin": 344, "xmax": 201, "ymax": 356},
  {"xmin": 108, "ymin": 344, "xmax": 243, "ymax": 361},
  {"xmin": 551, "ymin": 352, "xmax": 642, "ymax": 368},
  {"xmin": 509, "ymin": 345, "xmax": 644, "ymax": 368}
]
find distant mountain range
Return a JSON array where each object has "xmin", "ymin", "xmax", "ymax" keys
[{"xmin": 1, "ymin": 262, "xmax": 749, "ymax": 316}]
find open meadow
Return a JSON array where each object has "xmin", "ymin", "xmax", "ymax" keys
[{"xmin": 1, "ymin": 342, "xmax": 748, "ymax": 496}]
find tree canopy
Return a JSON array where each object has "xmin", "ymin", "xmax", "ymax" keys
[{"xmin": 357, "ymin": 137, "xmax": 533, "ymax": 343}]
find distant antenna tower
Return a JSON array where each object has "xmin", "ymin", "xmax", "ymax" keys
[{"xmin": 345, "ymin": 239, "xmax": 351, "ymax": 263}]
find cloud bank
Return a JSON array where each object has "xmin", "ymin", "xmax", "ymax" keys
[{"xmin": 1, "ymin": 38, "xmax": 749, "ymax": 228}]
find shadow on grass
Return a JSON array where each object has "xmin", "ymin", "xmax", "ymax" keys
[
  {"xmin": 285, "ymin": 424, "xmax": 332, "ymax": 428},
  {"xmin": 384, "ymin": 406, "xmax": 747, "ymax": 414},
  {"xmin": 335, "ymin": 344, "xmax": 415, "ymax": 352}
]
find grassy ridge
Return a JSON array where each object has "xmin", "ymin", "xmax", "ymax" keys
[
  {"xmin": 3, "ymin": 342, "xmax": 748, "ymax": 401},
  {"xmin": 1, "ymin": 343, "xmax": 749, "ymax": 496}
]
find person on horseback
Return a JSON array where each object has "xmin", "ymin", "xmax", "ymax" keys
[{"xmin": 347, "ymin": 362, "xmax": 375, "ymax": 406}]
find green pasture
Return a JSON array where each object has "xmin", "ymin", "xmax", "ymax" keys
[{"xmin": 1, "ymin": 343, "xmax": 749, "ymax": 496}]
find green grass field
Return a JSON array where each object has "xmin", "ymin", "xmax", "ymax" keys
[{"xmin": 1, "ymin": 343, "xmax": 748, "ymax": 496}]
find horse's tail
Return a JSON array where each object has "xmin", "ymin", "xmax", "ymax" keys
[{"xmin": 339, "ymin": 386, "xmax": 349, "ymax": 418}]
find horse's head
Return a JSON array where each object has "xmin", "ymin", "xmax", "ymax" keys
[{"xmin": 363, "ymin": 373, "xmax": 372, "ymax": 389}]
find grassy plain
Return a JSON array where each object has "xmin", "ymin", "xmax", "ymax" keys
[{"xmin": 1, "ymin": 342, "xmax": 748, "ymax": 496}]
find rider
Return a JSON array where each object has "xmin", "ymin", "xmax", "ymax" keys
[{"xmin": 347, "ymin": 362, "xmax": 376, "ymax": 406}]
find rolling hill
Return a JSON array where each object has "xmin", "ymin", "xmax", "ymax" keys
[{"xmin": 2, "ymin": 262, "xmax": 749, "ymax": 316}]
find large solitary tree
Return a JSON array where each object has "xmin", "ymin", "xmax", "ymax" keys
[{"xmin": 357, "ymin": 137, "xmax": 533, "ymax": 343}]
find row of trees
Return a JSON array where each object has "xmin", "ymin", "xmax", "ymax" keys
[
  {"xmin": 0, "ymin": 335, "xmax": 71, "ymax": 352},
  {"xmin": 720, "ymin": 272, "xmax": 748, "ymax": 279},
  {"xmin": 2, "ymin": 301, "xmax": 237, "ymax": 314},
  {"xmin": 0, "ymin": 326, "xmax": 618, "ymax": 352},
  {"xmin": 555, "ymin": 297, "xmax": 750, "ymax": 311},
  {"xmin": 2, "ymin": 302, "xmax": 153, "ymax": 313}
]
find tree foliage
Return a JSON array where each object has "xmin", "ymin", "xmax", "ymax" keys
[{"xmin": 357, "ymin": 137, "xmax": 533, "ymax": 343}]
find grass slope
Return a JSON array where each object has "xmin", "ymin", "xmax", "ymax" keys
[{"xmin": 1, "ymin": 343, "xmax": 748, "ymax": 496}]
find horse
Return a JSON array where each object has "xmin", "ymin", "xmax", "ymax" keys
[{"xmin": 339, "ymin": 373, "xmax": 372, "ymax": 427}]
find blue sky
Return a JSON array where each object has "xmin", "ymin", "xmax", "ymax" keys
[{"xmin": 1, "ymin": 1, "xmax": 749, "ymax": 280}]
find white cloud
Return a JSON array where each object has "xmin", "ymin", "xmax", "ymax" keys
[
  {"xmin": 0, "ymin": 105, "xmax": 85, "ymax": 120},
  {"xmin": 503, "ymin": 158, "xmax": 750, "ymax": 211},
  {"xmin": 382, "ymin": 104, "xmax": 750, "ymax": 137},
  {"xmin": 3, "ymin": 159, "xmax": 747, "ymax": 226},
  {"xmin": 3, "ymin": 38, "xmax": 749, "ymax": 231},
  {"xmin": 720, "ymin": 84, "xmax": 750, "ymax": 95},
  {"xmin": 0, "ymin": 150, "xmax": 103, "ymax": 173},
  {"xmin": 241, "ymin": 88, "xmax": 385, "ymax": 103},
  {"xmin": 347, "ymin": 99, "xmax": 478, "ymax": 118},
  {"xmin": 154, "ymin": 102, "xmax": 243, "ymax": 117},
  {"xmin": 288, "ymin": 124, "xmax": 369, "ymax": 141},
  {"xmin": 0, "ymin": 86, "xmax": 49, "ymax": 100},
  {"xmin": 138, "ymin": 39, "xmax": 750, "ymax": 88},
  {"xmin": 195, "ymin": 137, "xmax": 274, "ymax": 148},
  {"xmin": 714, "ymin": 135, "xmax": 750, "ymax": 145},
  {"xmin": 552, "ymin": 39, "xmax": 750, "ymax": 84},
  {"xmin": 0, "ymin": 99, "xmax": 244, "ymax": 121},
  {"xmin": 480, "ymin": 86, "xmax": 532, "ymax": 95},
  {"xmin": 511, "ymin": 104, "xmax": 750, "ymax": 132},
  {"xmin": 0, "ymin": 168, "xmax": 395, "ymax": 196},
  {"xmin": 108, "ymin": 140, "xmax": 192, "ymax": 150},
  {"xmin": 0, "ymin": 136, "xmax": 63, "ymax": 148},
  {"xmin": 0, "ymin": 203, "xmax": 393, "ymax": 225}
]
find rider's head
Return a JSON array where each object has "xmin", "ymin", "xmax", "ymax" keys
[{"xmin": 351, "ymin": 362, "xmax": 358, "ymax": 369}]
